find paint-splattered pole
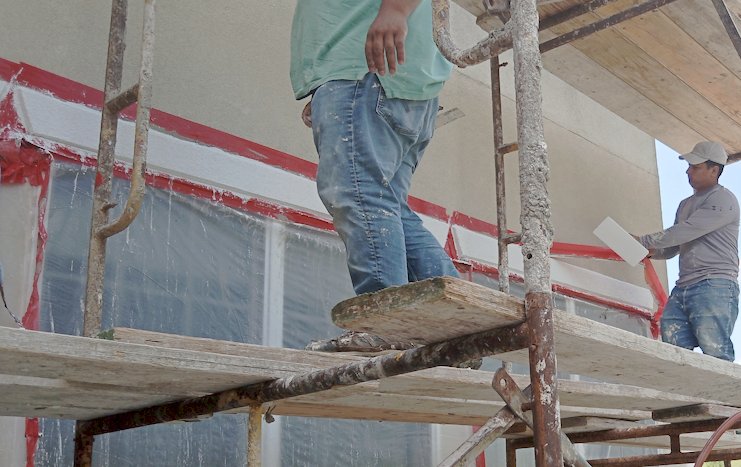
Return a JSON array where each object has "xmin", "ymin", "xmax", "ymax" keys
[
  {"xmin": 511, "ymin": 0, "xmax": 562, "ymax": 464},
  {"xmin": 432, "ymin": 0, "xmax": 562, "ymax": 463}
]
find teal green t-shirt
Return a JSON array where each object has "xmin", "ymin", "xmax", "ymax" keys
[{"xmin": 290, "ymin": 0, "xmax": 452, "ymax": 101}]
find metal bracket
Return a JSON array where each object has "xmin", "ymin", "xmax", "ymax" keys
[{"xmin": 493, "ymin": 369, "xmax": 592, "ymax": 467}]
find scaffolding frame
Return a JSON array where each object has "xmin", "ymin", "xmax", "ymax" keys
[{"xmin": 71, "ymin": 0, "xmax": 741, "ymax": 465}]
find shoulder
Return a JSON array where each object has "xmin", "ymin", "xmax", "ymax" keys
[
  {"xmin": 712, "ymin": 185, "xmax": 739, "ymax": 204},
  {"xmin": 703, "ymin": 185, "xmax": 740, "ymax": 216}
]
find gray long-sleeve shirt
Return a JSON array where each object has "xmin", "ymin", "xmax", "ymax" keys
[{"xmin": 639, "ymin": 184, "xmax": 739, "ymax": 287}]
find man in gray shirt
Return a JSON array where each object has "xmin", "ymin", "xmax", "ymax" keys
[{"xmin": 639, "ymin": 141, "xmax": 739, "ymax": 361}]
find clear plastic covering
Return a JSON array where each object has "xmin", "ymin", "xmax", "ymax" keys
[
  {"xmin": 33, "ymin": 161, "xmax": 657, "ymax": 466},
  {"xmin": 34, "ymin": 161, "xmax": 431, "ymax": 466}
]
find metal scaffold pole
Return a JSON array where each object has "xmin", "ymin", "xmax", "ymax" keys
[
  {"xmin": 82, "ymin": 0, "xmax": 155, "ymax": 340},
  {"xmin": 75, "ymin": 0, "xmax": 155, "ymax": 465},
  {"xmin": 510, "ymin": 0, "xmax": 561, "ymax": 463}
]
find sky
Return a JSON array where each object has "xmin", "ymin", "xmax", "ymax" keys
[{"xmin": 654, "ymin": 141, "xmax": 741, "ymax": 362}]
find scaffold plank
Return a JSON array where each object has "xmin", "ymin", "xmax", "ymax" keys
[
  {"xmin": 333, "ymin": 277, "xmax": 741, "ymax": 406},
  {"xmin": 653, "ymin": 403, "xmax": 741, "ymax": 423}
]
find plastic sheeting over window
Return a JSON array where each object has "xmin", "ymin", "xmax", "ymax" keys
[
  {"xmin": 34, "ymin": 161, "xmax": 432, "ymax": 466},
  {"xmin": 280, "ymin": 224, "xmax": 432, "ymax": 466}
]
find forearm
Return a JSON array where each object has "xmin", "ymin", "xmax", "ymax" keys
[
  {"xmin": 379, "ymin": 0, "xmax": 422, "ymax": 16},
  {"xmin": 647, "ymin": 246, "xmax": 679, "ymax": 260}
]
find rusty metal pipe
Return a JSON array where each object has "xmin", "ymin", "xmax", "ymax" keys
[
  {"xmin": 83, "ymin": 0, "xmax": 129, "ymax": 338},
  {"xmin": 510, "ymin": 417, "xmax": 741, "ymax": 449},
  {"xmin": 432, "ymin": 0, "xmax": 512, "ymax": 67},
  {"xmin": 73, "ymin": 421, "xmax": 94, "ymax": 467},
  {"xmin": 97, "ymin": 0, "xmax": 155, "ymax": 239},
  {"xmin": 105, "ymin": 83, "xmax": 139, "ymax": 115},
  {"xmin": 694, "ymin": 411, "xmax": 741, "ymax": 466},
  {"xmin": 539, "ymin": 0, "xmax": 621, "ymax": 30},
  {"xmin": 587, "ymin": 447, "xmax": 741, "ymax": 466},
  {"xmin": 491, "ymin": 56, "xmax": 510, "ymax": 294}
]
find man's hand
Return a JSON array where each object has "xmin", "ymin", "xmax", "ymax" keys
[
  {"xmin": 301, "ymin": 101, "xmax": 312, "ymax": 128},
  {"xmin": 365, "ymin": 0, "xmax": 421, "ymax": 76}
]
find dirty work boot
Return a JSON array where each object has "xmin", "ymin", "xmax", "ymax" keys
[
  {"xmin": 305, "ymin": 331, "xmax": 417, "ymax": 353},
  {"xmin": 450, "ymin": 358, "xmax": 483, "ymax": 370}
]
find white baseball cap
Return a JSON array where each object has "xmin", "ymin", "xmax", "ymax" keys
[{"xmin": 679, "ymin": 141, "xmax": 728, "ymax": 165}]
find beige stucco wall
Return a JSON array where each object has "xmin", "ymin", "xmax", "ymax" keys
[
  {"xmin": 0, "ymin": 0, "xmax": 664, "ymax": 284},
  {"xmin": 0, "ymin": 0, "xmax": 667, "ymax": 461}
]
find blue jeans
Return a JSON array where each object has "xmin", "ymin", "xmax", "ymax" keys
[
  {"xmin": 661, "ymin": 278, "xmax": 740, "ymax": 361},
  {"xmin": 311, "ymin": 73, "xmax": 459, "ymax": 295}
]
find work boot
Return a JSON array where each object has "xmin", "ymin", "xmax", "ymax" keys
[
  {"xmin": 305, "ymin": 331, "xmax": 417, "ymax": 353},
  {"xmin": 451, "ymin": 358, "xmax": 483, "ymax": 370}
]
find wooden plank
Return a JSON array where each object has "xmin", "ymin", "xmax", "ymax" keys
[
  {"xmin": 593, "ymin": 3, "xmax": 741, "ymax": 126},
  {"xmin": 0, "ymin": 327, "xmax": 319, "ymax": 394},
  {"xmin": 378, "ymin": 368, "xmax": 718, "ymax": 412},
  {"xmin": 661, "ymin": 0, "xmax": 741, "ymax": 81},
  {"xmin": 110, "ymin": 328, "xmax": 673, "ymax": 415},
  {"xmin": 332, "ymin": 277, "xmax": 525, "ymax": 344},
  {"xmin": 334, "ymin": 278, "xmax": 741, "ymax": 406},
  {"xmin": 275, "ymin": 391, "xmax": 648, "ymax": 426},
  {"xmin": 0, "ymin": 371, "xmax": 647, "ymax": 425},
  {"xmin": 544, "ymin": 5, "xmax": 741, "ymax": 150},
  {"xmin": 453, "ymin": 0, "xmax": 741, "ymax": 156},
  {"xmin": 0, "ymin": 324, "xmax": 736, "ymax": 430},
  {"xmin": 653, "ymin": 403, "xmax": 741, "ymax": 423},
  {"xmin": 505, "ymin": 416, "xmax": 636, "ymax": 438},
  {"xmin": 106, "ymin": 327, "xmax": 364, "ymax": 367}
]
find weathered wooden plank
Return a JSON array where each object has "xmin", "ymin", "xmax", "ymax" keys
[
  {"xmin": 111, "ymin": 328, "xmax": 717, "ymax": 416},
  {"xmin": 106, "ymin": 327, "xmax": 364, "ymax": 367},
  {"xmin": 545, "ymin": 6, "xmax": 741, "ymax": 149},
  {"xmin": 453, "ymin": 0, "xmax": 741, "ymax": 156},
  {"xmin": 334, "ymin": 278, "xmax": 741, "ymax": 406},
  {"xmin": 662, "ymin": 0, "xmax": 741, "ymax": 81},
  {"xmin": 653, "ymin": 403, "xmax": 741, "ymax": 423},
  {"xmin": 612, "ymin": 428, "xmax": 741, "ymax": 451},
  {"xmin": 505, "ymin": 416, "xmax": 636, "ymax": 438},
  {"xmin": 275, "ymin": 391, "xmax": 647, "ymax": 426},
  {"xmin": 0, "ymin": 372, "xmax": 648, "ymax": 425},
  {"xmin": 0, "ymin": 327, "xmax": 316, "ymax": 394},
  {"xmin": 594, "ymin": 3, "xmax": 741, "ymax": 125},
  {"xmin": 378, "ymin": 368, "xmax": 718, "ymax": 412},
  {"xmin": 332, "ymin": 277, "xmax": 525, "ymax": 344},
  {"xmin": 2, "ymin": 322, "xmax": 738, "ymax": 432}
]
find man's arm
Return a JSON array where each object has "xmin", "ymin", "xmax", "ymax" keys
[
  {"xmin": 365, "ymin": 0, "xmax": 422, "ymax": 76},
  {"xmin": 639, "ymin": 192, "xmax": 736, "ymax": 251}
]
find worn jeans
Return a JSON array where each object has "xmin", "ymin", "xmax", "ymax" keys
[
  {"xmin": 661, "ymin": 278, "xmax": 740, "ymax": 361},
  {"xmin": 311, "ymin": 73, "xmax": 459, "ymax": 295}
]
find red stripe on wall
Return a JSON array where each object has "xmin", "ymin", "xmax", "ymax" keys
[
  {"xmin": 15, "ymin": 62, "xmax": 320, "ymax": 179},
  {"xmin": 0, "ymin": 58, "xmax": 21, "ymax": 82},
  {"xmin": 550, "ymin": 242, "xmax": 622, "ymax": 261},
  {"xmin": 25, "ymin": 418, "xmax": 40, "ymax": 467},
  {"xmin": 408, "ymin": 196, "xmax": 449, "ymax": 221},
  {"xmin": 450, "ymin": 211, "xmax": 499, "ymax": 237},
  {"xmin": 9, "ymin": 61, "xmax": 464, "ymax": 221},
  {"xmin": 51, "ymin": 146, "xmax": 336, "ymax": 233},
  {"xmin": 0, "ymin": 90, "xmax": 26, "ymax": 135}
]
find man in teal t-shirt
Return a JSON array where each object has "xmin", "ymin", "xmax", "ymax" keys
[{"xmin": 291, "ymin": 0, "xmax": 461, "ymax": 353}]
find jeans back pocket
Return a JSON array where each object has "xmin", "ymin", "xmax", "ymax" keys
[{"xmin": 376, "ymin": 86, "xmax": 435, "ymax": 141}]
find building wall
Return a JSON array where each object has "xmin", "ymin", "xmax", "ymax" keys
[
  {"xmin": 0, "ymin": 1, "xmax": 664, "ymax": 265},
  {"xmin": 0, "ymin": 1, "xmax": 666, "ymax": 465}
]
